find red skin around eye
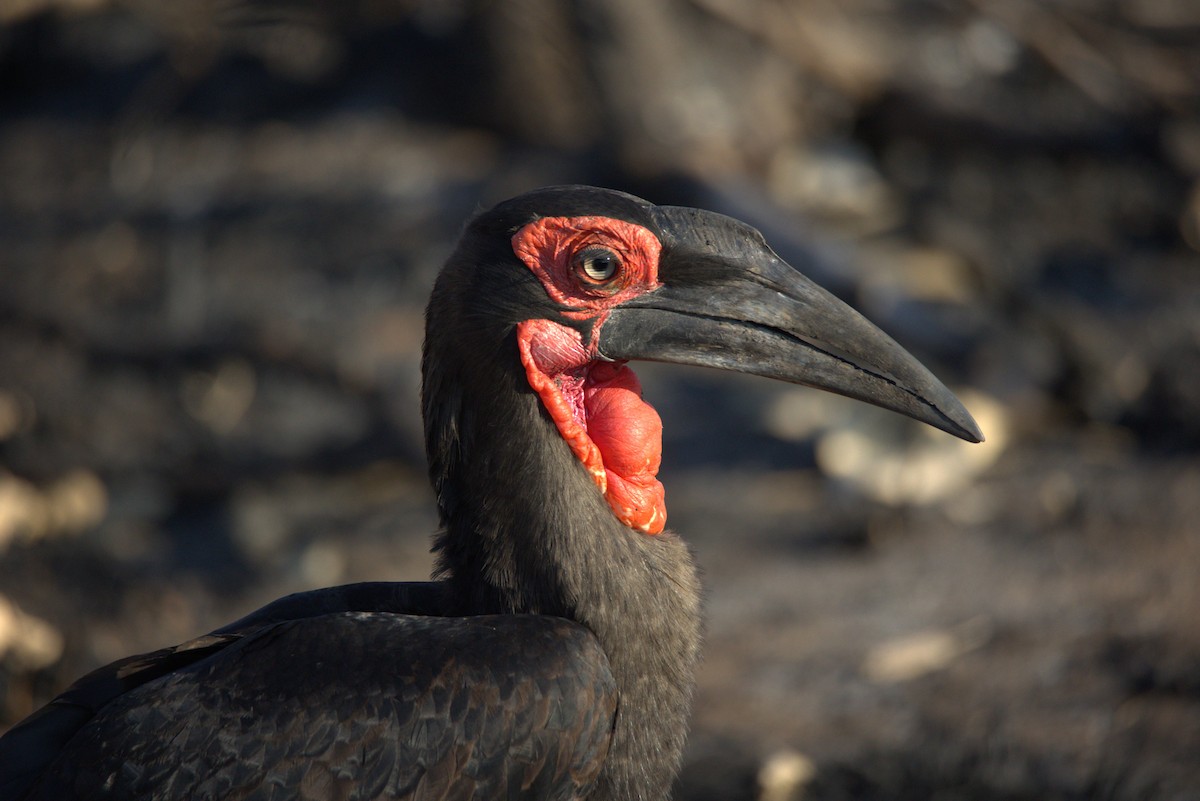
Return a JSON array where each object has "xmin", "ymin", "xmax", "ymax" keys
[
  {"xmin": 511, "ymin": 216, "xmax": 662, "ymax": 312},
  {"xmin": 513, "ymin": 216, "xmax": 667, "ymax": 535}
]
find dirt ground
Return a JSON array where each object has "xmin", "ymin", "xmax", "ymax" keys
[{"xmin": 2, "ymin": 2, "xmax": 1199, "ymax": 799}]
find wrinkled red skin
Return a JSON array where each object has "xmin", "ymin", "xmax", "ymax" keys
[{"xmin": 513, "ymin": 217, "xmax": 667, "ymax": 535}]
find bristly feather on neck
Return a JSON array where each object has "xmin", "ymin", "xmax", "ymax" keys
[{"xmin": 420, "ymin": 241, "xmax": 703, "ymax": 801}]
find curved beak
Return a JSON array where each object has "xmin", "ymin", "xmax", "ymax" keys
[{"xmin": 597, "ymin": 206, "xmax": 983, "ymax": 443}]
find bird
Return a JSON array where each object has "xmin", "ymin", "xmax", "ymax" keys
[{"xmin": 0, "ymin": 185, "xmax": 982, "ymax": 801}]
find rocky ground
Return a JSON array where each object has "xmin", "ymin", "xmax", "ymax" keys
[{"xmin": 1, "ymin": 2, "xmax": 1199, "ymax": 799}]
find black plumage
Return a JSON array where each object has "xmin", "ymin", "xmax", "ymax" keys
[
  {"xmin": 26, "ymin": 613, "xmax": 616, "ymax": 800},
  {"xmin": 0, "ymin": 186, "xmax": 981, "ymax": 801}
]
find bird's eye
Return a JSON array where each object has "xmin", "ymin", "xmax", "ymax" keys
[{"xmin": 573, "ymin": 248, "xmax": 622, "ymax": 285}]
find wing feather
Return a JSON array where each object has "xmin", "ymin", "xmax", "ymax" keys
[{"xmin": 8, "ymin": 611, "xmax": 616, "ymax": 801}]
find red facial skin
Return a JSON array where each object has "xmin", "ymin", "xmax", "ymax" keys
[{"xmin": 512, "ymin": 216, "xmax": 667, "ymax": 535}]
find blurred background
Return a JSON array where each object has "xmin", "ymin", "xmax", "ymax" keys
[{"xmin": 1, "ymin": 0, "xmax": 1199, "ymax": 798}]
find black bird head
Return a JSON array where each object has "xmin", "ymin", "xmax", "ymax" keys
[{"xmin": 425, "ymin": 185, "xmax": 982, "ymax": 539}]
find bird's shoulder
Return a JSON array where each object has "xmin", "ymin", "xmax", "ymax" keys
[{"xmin": 3, "ymin": 583, "xmax": 617, "ymax": 801}]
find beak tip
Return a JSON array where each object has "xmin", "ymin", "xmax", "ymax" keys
[{"xmin": 945, "ymin": 407, "xmax": 985, "ymax": 444}]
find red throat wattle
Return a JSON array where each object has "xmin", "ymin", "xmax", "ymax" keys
[
  {"xmin": 512, "ymin": 216, "xmax": 667, "ymax": 535},
  {"xmin": 517, "ymin": 319, "xmax": 666, "ymax": 535}
]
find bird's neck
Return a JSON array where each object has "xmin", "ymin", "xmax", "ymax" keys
[{"xmin": 423, "ymin": 334, "xmax": 702, "ymax": 800}]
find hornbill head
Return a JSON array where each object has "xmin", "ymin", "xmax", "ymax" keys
[{"xmin": 426, "ymin": 186, "xmax": 982, "ymax": 536}]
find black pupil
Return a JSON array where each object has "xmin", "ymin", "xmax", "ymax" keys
[{"xmin": 581, "ymin": 250, "xmax": 617, "ymax": 281}]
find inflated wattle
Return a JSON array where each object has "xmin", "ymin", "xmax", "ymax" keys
[
  {"xmin": 517, "ymin": 319, "xmax": 667, "ymax": 534},
  {"xmin": 581, "ymin": 362, "xmax": 665, "ymax": 534}
]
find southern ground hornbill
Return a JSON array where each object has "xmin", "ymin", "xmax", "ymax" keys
[{"xmin": 0, "ymin": 186, "xmax": 981, "ymax": 800}]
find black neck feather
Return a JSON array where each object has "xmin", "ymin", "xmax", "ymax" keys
[{"xmin": 421, "ymin": 255, "xmax": 703, "ymax": 800}]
